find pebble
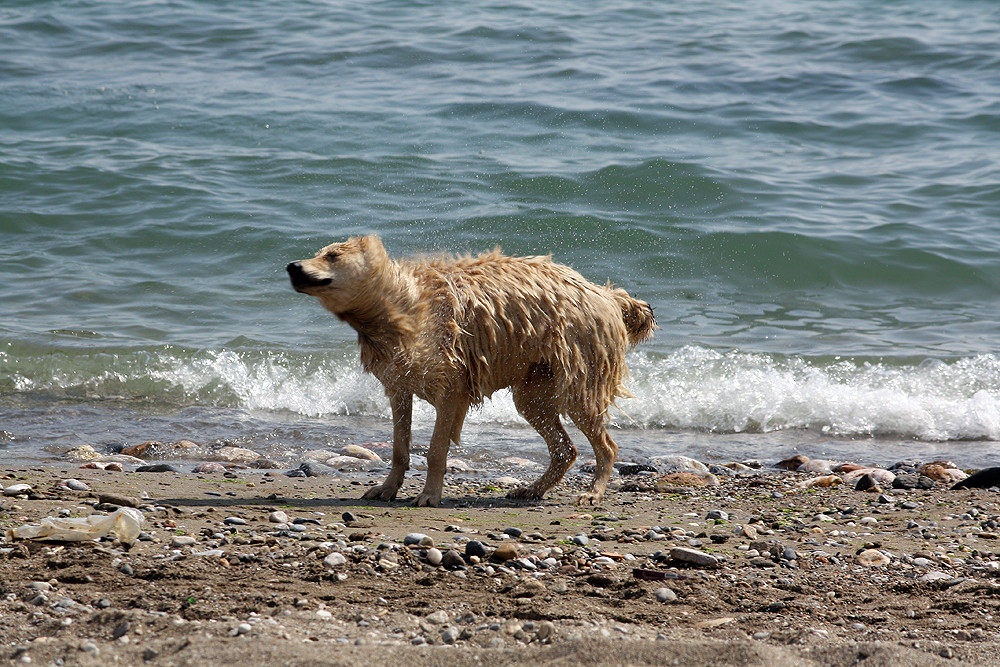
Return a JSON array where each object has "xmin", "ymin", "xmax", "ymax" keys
[
  {"xmin": 223, "ymin": 517, "xmax": 248, "ymax": 526},
  {"xmin": 341, "ymin": 444, "xmax": 382, "ymax": 462},
  {"xmin": 669, "ymin": 547, "xmax": 719, "ymax": 568},
  {"xmin": 441, "ymin": 550, "xmax": 466, "ymax": 569},
  {"xmin": 856, "ymin": 549, "xmax": 890, "ymax": 567},
  {"xmin": 404, "ymin": 533, "xmax": 433, "ymax": 547},
  {"xmin": 706, "ymin": 510, "xmax": 729, "ymax": 521},
  {"xmin": 192, "ymin": 462, "xmax": 227, "ymax": 474},
  {"xmin": 269, "ymin": 511, "xmax": 290, "ymax": 524},
  {"xmin": 491, "ymin": 543, "xmax": 519, "ymax": 562},
  {"xmin": 426, "ymin": 548, "xmax": 443, "ymax": 566},
  {"xmin": 323, "ymin": 552, "xmax": 348, "ymax": 568},
  {"xmin": 465, "ymin": 540, "xmax": 488, "ymax": 559},
  {"xmin": 171, "ymin": 536, "xmax": 197, "ymax": 548},
  {"xmin": 655, "ymin": 587, "xmax": 677, "ymax": 602},
  {"xmin": 572, "ymin": 534, "xmax": 589, "ymax": 547},
  {"xmin": 61, "ymin": 479, "xmax": 90, "ymax": 491}
]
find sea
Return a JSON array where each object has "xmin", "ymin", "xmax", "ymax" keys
[{"xmin": 2, "ymin": 1, "xmax": 999, "ymax": 476}]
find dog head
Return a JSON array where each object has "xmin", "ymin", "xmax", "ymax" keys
[{"xmin": 287, "ymin": 235, "xmax": 389, "ymax": 313}]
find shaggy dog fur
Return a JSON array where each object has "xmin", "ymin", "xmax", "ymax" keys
[{"xmin": 287, "ymin": 235, "xmax": 655, "ymax": 506}]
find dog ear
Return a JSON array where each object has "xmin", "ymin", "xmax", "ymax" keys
[{"xmin": 357, "ymin": 235, "xmax": 387, "ymax": 257}]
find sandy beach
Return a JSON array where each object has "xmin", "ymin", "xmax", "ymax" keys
[{"xmin": 3, "ymin": 457, "xmax": 1000, "ymax": 666}]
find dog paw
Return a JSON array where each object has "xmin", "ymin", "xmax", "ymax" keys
[
  {"xmin": 506, "ymin": 485, "xmax": 543, "ymax": 500},
  {"xmin": 362, "ymin": 484, "xmax": 399, "ymax": 501},
  {"xmin": 575, "ymin": 491, "xmax": 604, "ymax": 505},
  {"xmin": 410, "ymin": 492, "xmax": 441, "ymax": 507}
]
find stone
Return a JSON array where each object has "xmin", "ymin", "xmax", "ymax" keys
[
  {"xmin": 269, "ymin": 511, "xmax": 290, "ymax": 524},
  {"xmin": 404, "ymin": 533, "xmax": 433, "ymax": 547},
  {"xmin": 62, "ymin": 479, "xmax": 90, "ymax": 491},
  {"xmin": 856, "ymin": 549, "xmax": 890, "ymax": 567},
  {"xmin": 213, "ymin": 446, "xmax": 258, "ymax": 463},
  {"xmin": 535, "ymin": 621, "xmax": 556, "ymax": 640},
  {"xmin": 192, "ymin": 462, "xmax": 226, "ymax": 474},
  {"xmin": 491, "ymin": 543, "xmax": 519, "ymax": 562},
  {"xmin": 3, "ymin": 484, "xmax": 32, "ymax": 496},
  {"xmin": 425, "ymin": 610, "xmax": 449, "ymax": 625},
  {"xmin": 441, "ymin": 627, "xmax": 460, "ymax": 644},
  {"xmin": 441, "ymin": 550, "xmax": 466, "ymax": 568},
  {"xmin": 571, "ymin": 534, "xmax": 589, "ymax": 546},
  {"xmin": 669, "ymin": 547, "xmax": 719, "ymax": 568},
  {"xmin": 655, "ymin": 587, "xmax": 677, "ymax": 602},
  {"xmin": 341, "ymin": 444, "xmax": 382, "ymax": 462},
  {"xmin": 323, "ymin": 552, "xmax": 347, "ymax": 568},
  {"xmin": 952, "ymin": 467, "xmax": 1000, "ymax": 490},
  {"xmin": 706, "ymin": 510, "xmax": 729, "ymax": 521},
  {"xmin": 503, "ymin": 527, "xmax": 523, "ymax": 538},
  {"xmin": 426, "ymin": 548, "xmax": 443, "ymax": 566},
  {"xmin": 465, "ymin": 540, "xmax": 488, "ymax": 559},
  {"xmin": 171, "ymin": 536, "xmax": 197, "ymax": 548}
]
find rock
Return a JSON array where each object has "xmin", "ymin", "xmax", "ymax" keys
[
  {"xmin": 503, "ymin": 527, "xmax": 523, "ymax": 538},
  {"xmin": 65, "ymin": 445, "xmax": 102, "ymax": 461},
  {"xmin": 269, "ymin": 511, "xmax": 290, "ymax": 524},
  {"xmin": 796, "ymin": 475, "xmax": 842, "ymax": 489},
  {"xmin": 952, "ymin": 467, "xmax": 1000, "ymax": 490},
  {"xmin": 341, "ymin": 444, "xmax": 382, "ymax": 462},
  {"xmin": 618, "ymin": 463, "xmax": 658, "ymax": 476},
  {"xmin": 223, "ymin": 517, "xmax": 247, "ymax": 526},
  {"xmin": 121, "ymin": 441, "xmax": 163, "ymax": 457},
  {"xmin": 843, "ymin": 468, "xmax": 895, "ymax": 486},
  {"xmin": 776, "ymin": 455, "xmax": 810, "ymax": 471},
  {"xmin": 98, "ymin": 493, "xmax": 141, "ymax": 508},
  {"xmin": 586, "ymin": 573, "xmax": 618, "ymax": 588},
  {"xmin": 656, "ymin": 472, "xmax": 714, "ymax": 489},
  {"xmin": 441, "ymin": 550, "xmax": 466, "ymax": 569},
  {"xmin": 404, "ymin": 533, "xmax": 433, "ymax": 547},
  {"xmin": 426, "ymin": 548, "xmax": 443, "ymax": 566},
  {"xmin": 61, "ymin": 479, "xmax": 91, "ymax": 491},
  {"xmin": 286, "ymin": 462, "xmax": 334, "ymax": 477},
  {"xmin": 669, "ymin": 547, "xmax": 719, "ymax": 568},
  {"xmin": 323, "ymin": 552, "xmax": 348, "ymax": 568},
  {"xmin": 491, "ymin": 543, "xmax": 519, "ymax": 562},
  {"xmin": 535, "ymin": 620, "xmax": 556, "ymax": 640},
  {"xmin": 192, "ymin": 462, "xmax": 227, "ymax": 474},
  {"xmin": 655, "ymin": 587, "xmax": 677, "ymax": 602},
  {"xmin": 706, "ymin": 510, "xmax": 729, "ymax": 521},
  {"xmin": 213, "ymin": 446, "xmax": 258, "ymax": 463},
  {"xmin": 4, "ymin": 484, "xmax": 32, "ymax": 496},
  {"xmin": 465, "ymin": 540, "xmax": 488, "ymax": 559},
  {"xmin": 441, "ymin": 627, "xmax": 460, "ymax": 644},
  {"xmin": 425, "ymin": 610, "xmax": 449, "ymax": 625},
  {"xmin": 920, "ymin": 462, "xmax": 967, "ymax": 483},
  {"xmin": 650, "ymin": 454, "xmax": 710, "ymax": 473},
  {"xmin": 571, "ymin": 534, "xmax": 589, "ymax": 547},
  {"xmin": 135, "ymin": 464, "xmax": 178, "ymax": 473},
  {"xmin": 918, "ymin": 571, "xmax": 954, "ymax": 583},
  {"xmin": 798, "ymin": 459, "xmax": 835, "ymax": 474},
  {"xmin": 171, "ymin": 536, "xmax": 197, "ymax": 548},
  {"xmin": 856, "ymin": 549, "xmax": 890, "ymax": 567}
]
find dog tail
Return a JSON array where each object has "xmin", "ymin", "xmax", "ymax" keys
[{"xmin": 611, "ymin": 288, "xmax": 657, "ymax": 348}]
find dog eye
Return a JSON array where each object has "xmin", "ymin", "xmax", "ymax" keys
[{"xmin": 323, "ymin": 252, "xmax": 340, "ymax": 262}]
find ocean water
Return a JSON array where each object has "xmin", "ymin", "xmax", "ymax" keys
[{"xmin": 2, "ymin": 1, "xmax": 1000, "ymax": 472}]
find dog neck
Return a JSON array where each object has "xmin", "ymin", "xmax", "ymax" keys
[{"xmin": 331, "ymin": 263, "xmax": 421, "ymax": 366}]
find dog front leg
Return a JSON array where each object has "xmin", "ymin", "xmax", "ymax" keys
[
  {"xmin": 362, "ymin": 391, "xmax": 412, "ymax": 501},
  {"xmin": 412, "ymin": 396, "xmax": 468, "ymax": 507}
]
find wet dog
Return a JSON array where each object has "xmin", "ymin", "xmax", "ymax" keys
[{"xmin": 287, "ymin": 235, "xmax": 655, "ymax": 506}]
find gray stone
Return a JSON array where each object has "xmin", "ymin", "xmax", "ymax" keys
[
  {"xmin": 323, "ymin": 552, "xmax": 348, "ymax": 568},
  {"xmin": 669, "ymin": 547, "xmax": 719, "ymax": 568},
  {"xmin": 465, "ymin": 540, "xmax": 488, "ymax": 559},
  {"xmin": 706, "ymin": 510, "xmax": 729, "ymax": 521},
  {"xmin": 655, "ymin": 587, "xmax": 677, "ymax": 602}
]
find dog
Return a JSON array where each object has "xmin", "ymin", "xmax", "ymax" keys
[{"xmin": 287, "ymin": 235, "xmax": 655, "ymax": 506}]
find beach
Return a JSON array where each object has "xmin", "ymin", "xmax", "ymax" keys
[{"xmin": 4, "ymin": 455, "xmax": 1000, "ymax": 666}]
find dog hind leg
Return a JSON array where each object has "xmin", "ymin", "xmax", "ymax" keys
[
  {"xmin": 508, "ymin": 365, "xmax": 578, "ymax": 500},
  {"xmin": 569, "ymin": 408, "xmax": 618, "ymax": 505}
]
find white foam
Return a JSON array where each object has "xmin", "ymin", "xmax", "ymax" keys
[{"xmin": 626, "ymin": 346, "xmax": 1000, "ymax": 441}]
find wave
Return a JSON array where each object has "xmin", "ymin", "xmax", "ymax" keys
[{"xmin": 4, "ymin": 343, "xmax": 999, "ymax": 443}]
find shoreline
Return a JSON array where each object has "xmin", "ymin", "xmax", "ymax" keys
[{"xmin": 3, "ymin": 455, "xmax": 1000, "ymax": 665}]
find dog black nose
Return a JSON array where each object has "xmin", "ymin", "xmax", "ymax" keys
[{"xmin": 287, "ymin": 261, "xmax": 303, "ymax": 277}]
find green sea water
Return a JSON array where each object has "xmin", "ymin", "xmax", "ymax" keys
[{"xmin": 2, "ymin": 1, "xmax": 999, "ymax": 468}]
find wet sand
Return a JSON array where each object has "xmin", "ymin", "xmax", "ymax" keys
[{"xmin": 3, "ymin": 460, "xmax": 1000, "ymax": 665}]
